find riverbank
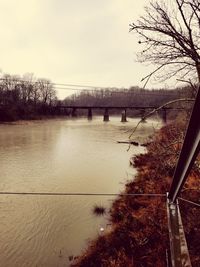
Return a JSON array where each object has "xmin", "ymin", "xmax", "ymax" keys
[{"xmin": 71, "ymin": 118, "xmax": 200, "ymax": 266}]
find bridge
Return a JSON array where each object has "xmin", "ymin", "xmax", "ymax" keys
[{"xmin": 56, "ymin": 105, "xmax": 179, "ymax": 123}]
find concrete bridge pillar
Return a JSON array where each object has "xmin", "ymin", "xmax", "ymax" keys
[
  {"xmin": 71, "ymin": 107, "xmax": 77, "ymax": 117},
  {"xmin": 140, "ymin": 109, "xmax": 146, "ymax": 122},
  {"xmin": 103, "ymin": 108, "xmax": 109, "ymax": 122},
  {"xmin": 121, "ymin": 109, "xmax": 127, "ymax": 122},
  {"xmin": 88, "ymin": 108, "xmax": 92, "ymax": 120}
]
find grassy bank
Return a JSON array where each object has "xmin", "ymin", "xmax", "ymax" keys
[{"xmin": 71, "ymin": 118, "xmax": 200, "ymax": 266}]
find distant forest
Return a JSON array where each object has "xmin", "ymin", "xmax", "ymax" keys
[
  {"xmin": 63, "ymin": 85, "xmax": 194, "ymax": 117},
  {"xmin": 64, "ymin": 86, "xmax": 192, "ymax": 106},
  {"xmin": 0, "ymin": 73, "xmax": 194, "ymax": 121}
]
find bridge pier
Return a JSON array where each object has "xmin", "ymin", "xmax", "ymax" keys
[
  {"xmin": 121, "ymin": 109, "xmax": 127, "ymax": 122},
  {"xmin": 88, "ymin": 108, "xmax": 92, "ymax": 120},
  {"xmin": 71, "ymin": 108, "xmax": 77, "ymax": 117},
  {"xmin": 140, "ymin": 109, "xmax": 146, "ymax": 122},
  {"xmin": 103, "ymin": 108, "xmax": 109, "ymax": 122}
]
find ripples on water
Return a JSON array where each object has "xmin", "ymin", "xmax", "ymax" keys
[{"xmin": 0, "ymin": 116, "xmax": 161, "ymax": 267}]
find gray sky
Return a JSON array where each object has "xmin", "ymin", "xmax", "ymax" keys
[{"xmin": 0, "ymin": 0, "xmax": 167, "ymax": 99}]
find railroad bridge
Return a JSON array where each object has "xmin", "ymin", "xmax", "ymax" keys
[{"xmin": 57, "ymin": 105, "xmax": 172, "ymax": 123}]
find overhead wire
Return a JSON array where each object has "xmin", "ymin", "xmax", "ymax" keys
[
  {"xmin": 0, "ymin": 191, "xmax": 166, "ymax": 197},
  {"xmin": 0, "ymin": 77, "xmax": 180, "ymax": 96},
  {"xmin": 178, "ymin": 197, "xmax": 200, "ymax": 208}
]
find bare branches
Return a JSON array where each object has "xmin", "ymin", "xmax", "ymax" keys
[
  {"xmin": 128, "ymin": 98, "xmax": 194, "ymax": 141},
  {"xmin": 176, "ymin": 78, "xmax": 198, "ymax": 95},
  {"xmin": 130, "ymin": 0, "xmax": 200, "ymax": 88},
  {"xmin": 140, "ymin": 61, "xmax": 195, "ymax": 88}
]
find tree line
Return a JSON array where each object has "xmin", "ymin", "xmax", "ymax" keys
[
  {"xmin": 64, "ymin": 86, "xmax": 193, "ymax": 107},
  {"xmin": 63, "ymin": 85, "xmax": 194, "ymax": 117},
  {"xmin": 0, "ymin": 73, "xmax": 58, "ymax": 121}
]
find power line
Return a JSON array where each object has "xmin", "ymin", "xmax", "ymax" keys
[
  {"xmin": 0, "ymin": 191, "xmax": 166, "ymax": 197},
  {"xmin": 0, "ymin": 78, "xmax": 118, "ymax": 90},
  {"xmin": 53, "ymin": 82, "xmax": 103, "ymax": 89},
  {"xmin": 0, "ymin": 77, "xmax": 180, "ymax": 96},
  {"xmin": 178, "ymin": 197, "xmax": 200, "ymax": 208}
]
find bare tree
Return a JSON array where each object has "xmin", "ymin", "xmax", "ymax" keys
[
  {"xmin": 130, "ymin": 0, "xmax": 200, "ymax": 92},
  {"xmin": 37, "ymin": 79, "xmax": 53, "ymax": 105}
]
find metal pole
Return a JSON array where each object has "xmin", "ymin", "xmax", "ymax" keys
[
  {"xmin": 167, "ymin": 199, "xmax": 182, "ymax": 267},
  {"xmin": 167, "ymin": 197, "xmax": 192, "ymax": 267},
  {"xmin": 168, "ymin": 88, "xmax": 200, "ymax": 203}
]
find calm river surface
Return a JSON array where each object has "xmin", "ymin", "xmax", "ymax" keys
[{"xmin": 0, "ymin": 116, "xmax": 161, "ymax": 267}]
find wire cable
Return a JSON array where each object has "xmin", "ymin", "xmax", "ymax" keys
[
  {"xmin": 178, "ymin": 197, "xmax": 200, "ymax": 208},
  {"xmin": 0, "ymin": 78, "xmax": 180, "ymax": 96},
  {"xmin": 0, "ymin": 191, "xmax": 166, "ymax": 197}
]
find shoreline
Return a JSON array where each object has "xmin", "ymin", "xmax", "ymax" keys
[{"xmin": 0, "ymin": 115, "xmax": 68, "ymax": 124}]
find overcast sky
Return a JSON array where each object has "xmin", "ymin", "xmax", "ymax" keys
[{"xmin": 0, "ymin": 0, "xmax": 170, "ymax": 99}]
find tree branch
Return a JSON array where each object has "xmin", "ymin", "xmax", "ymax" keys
[{"xmin": 128, "ymin": 98, "xmax": 194, "ymax": 140}]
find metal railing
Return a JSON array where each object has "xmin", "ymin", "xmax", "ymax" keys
[{"xmin": 167, "ymin": 87, "xmax": 200, "ymax": 267}]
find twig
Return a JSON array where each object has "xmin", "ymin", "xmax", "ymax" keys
[
  {"xmin": 117, "ymin": 141, "xmax": 139, "ymax": 146},
  {"xmin": 128, "ymin": 98, "xmax": 194, "ymax": 140},
  {"xmin": 176, "ymin": 78, "xmax": 198, "ymax": 96}
]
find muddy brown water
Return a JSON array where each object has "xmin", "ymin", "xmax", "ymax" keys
[{"xmin": 0, "ymin": 116, "xmax": 161, "ymax": 267}]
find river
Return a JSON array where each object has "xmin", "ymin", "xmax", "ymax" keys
[{"xmin": 0, "ymin": 116, "xmax": 161, "ymax": 267}]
